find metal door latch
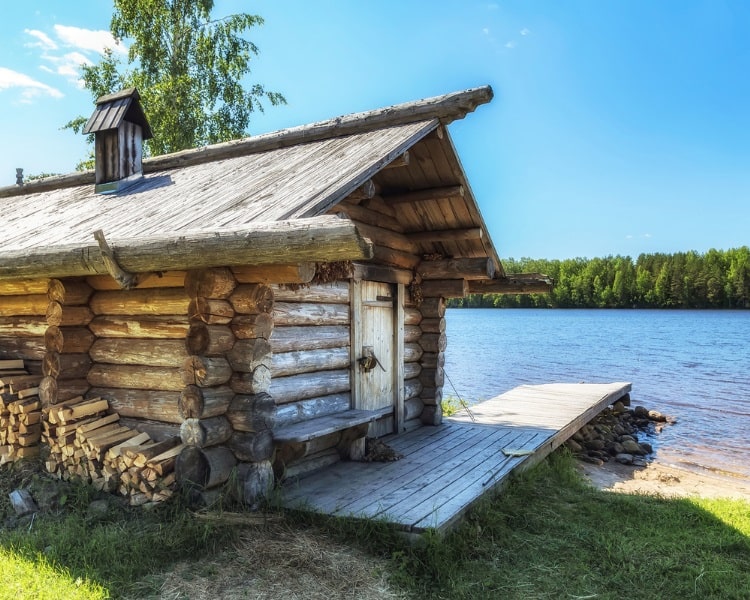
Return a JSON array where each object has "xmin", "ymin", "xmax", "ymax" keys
[{"xmin": 358, "ymin": 346, "xmax": 385, "ymax": 372}]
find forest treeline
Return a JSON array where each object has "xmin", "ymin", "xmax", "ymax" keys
[{"xmin": 449, "ymin": 247, "xmax": 750, "ymax": 309}]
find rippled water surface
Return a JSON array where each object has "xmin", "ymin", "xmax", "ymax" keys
[{"xmin": 444, "ymin": 309, "xmax": 750, "ymax": 480}]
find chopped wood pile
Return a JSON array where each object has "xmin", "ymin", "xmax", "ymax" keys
[
  {"xmin": 0, "ymin": 359, "xmax": 43, "ymax": 464},
  {"xmin": 42, "ymin": 395, "xmax": 182, "ymax": 505}
]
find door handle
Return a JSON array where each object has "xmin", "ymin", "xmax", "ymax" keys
[{"xmin": 358, "ymin": 346, "xmax": 386, "ymax": 372}]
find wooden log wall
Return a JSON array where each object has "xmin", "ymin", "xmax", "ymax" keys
[
  {"xmin": 417, "ymin": 296, "xmax": 446, "ymax": 426},
  {"xmin": 402, "ymin": 304, "xmax": 424, "ymax": 430},
  {"xmin": 0, "ymin": 278, "xmax": 49, "ymax": 372}
]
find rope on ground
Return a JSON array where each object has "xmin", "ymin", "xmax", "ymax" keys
[{"xmin": 444, "ymin": 370, "xmax": 476, "ymax": 422}]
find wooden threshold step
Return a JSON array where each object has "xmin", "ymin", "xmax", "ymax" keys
[{"xmin": 274, "ymin": 408, "xmax": 391, "ymax": 444}]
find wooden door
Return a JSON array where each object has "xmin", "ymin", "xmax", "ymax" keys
[{"xmin": 352, "ymin": 281, "xmax": 404, "ymax": 437}]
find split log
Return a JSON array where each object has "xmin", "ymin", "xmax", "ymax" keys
[
  {"xmin": 47, "ymin": 280, "xmax": 93, "ymax": 305},
  {"xmin": 403, "ymin": 343, "xmax": 423, "ymax": 363},
  {"xmin": 236, "ymin": 461, "xmax": 274, "ymax": 509},
  {"xmin": 271, "ymin": 347, "xmax": 350, "ymax": 378},
  {"xmin": 404, "ymin": 397, "xmax": 425, "ymax": 421},
  {"xmin": 44, "ymin": 327, "xmax": 94, "ymax": 354},
  {"xmin": 273, "ymin": 302, "xmax": 349, "ymax": 326},
  {"xmin": 228, "ymin": 430, "xmax": 274, "ymax": 462},
  {"xmin": 404, "ymin": 378, "xmax": 423, "ymax": 401},
  {"xmin": 90, "ymin": 388, "xmax": 183, "ymax": 424},
  {"xmin": 420, "ymin": 318, "xmax": 446, "ymax": 334},
  {"xmin": 232, "ymin": 264, "xmax": 316, "ymax": 285},
  {"xmin": 230, "ymin": 313, "xmax": 274, "ymax": 340},
  {"xmin": 180, "ymin": 356, "xmax": 232, "ymax": 387},
  {"xmin": 229, "ymin": 367, "xmax": 271, "ymax": 395},
  {"xmin": 90, "ymin": 339, "xmax": 188, "ymax": 367},
  {"xmin": 419, "ymin": 297, "xmax": 446, "ymax": 318},
  {"xmin": 270, "ymin": 370, "xmax": 350, "ymax": 405},
  {"xmin": 188, "ymin": 298, "xmax": 234, "ymax": 325},
  {"xmin": 90, "ymin": 289, "xmax": 190, "ymax": 316},
  {"xmin": 273, "ymin": 393, "xmax": 351, "ymax": 429},
  {"xmin": 176, "ymin": 445, "xmax": 237, "ymax": 490},
  {"xmin": 269, "ymin": 325, "xmax": 350, "ymax": 353},
  {"xmin": 46, "ymin": 304, "xmax": 94, "ymax": 327},
  {"xmin": 185, "ymin": 324, "xmax": 234, "ymax": 356},
  {"xmin": 88, "ymin": 365, "xmax": 184, "ymax": 391},
  {"xmin": 229, "ymin": 284, "xmax": 274, "ymax": 315},
  {"xmin": 225, "ymin": 393, "xmax": 276, "ymax": 433},
  {"xmin": 179, "ymin": 385, "xmax": 234, "ymax": 420},
  {"xmin": 42, "ymin": 352, "xmax": 92, "ymax": 379},
  {"xmin": 0, "ymin": 317, "xmax": 47, "ymax": 337},
  {"xmin": 0, "ymin": 294, "xmax": 48, "ymax": 317},
  {"xmin": 417, "ymin": 258, "xmax": 495, "ymax": 281},
  {"xmin": 419, "ymin": 332, "xmax": 447, "ymax": 354},
  {"xmin": 180, "ymin": 416, "xmax": 233, "ymax": 448},
  {"xmin": 419, "ymin": 279, "xmax": 468, "ymax": 299},
  {"xmin": 184, "ymin": 268, "xmax": 237, "ymax": 300},
  {"xmin": 226, "ymin": 339, "xmax": 272, "ymax": 373},
  {"xmin": 87, "ymin": 271, "xmax": 186, "ymax": 290},
  {"xmin": 0, "ymin": 216, "xmax": 374, "ymax": 280},
  {"xmin": 271, "ymin": 282, "xmax": 350, "ymax": 304},
  {"xmin": 88, "ymin": 315, "xmax": 190, "ymax": 338}
]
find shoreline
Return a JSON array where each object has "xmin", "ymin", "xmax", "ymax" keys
[{"xmin": 578, "ymin": 456, "xmax": 750, "ymax": 501}]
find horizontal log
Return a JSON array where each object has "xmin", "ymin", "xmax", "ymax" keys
[
  {"xmin": 0, "ymin": 279, "xmax": 49, "ymax": 295},
  {"xmin": 90, "ymin": 387, "xmax": 182, "ymax": 424},
  {"xmin": 0, "ymin": 337, "xmax": 45, "ymax": 360},
  {"xmin": 419, "ymin": 332, "xmax": 447, "ymax": 354},
  {"xmin": 227, "ymin": 339, "xmax": 272, "ymax": 373},
  {"xmin": 407, "ymin": 227, "xmax": 483, "ymax": 244},
  {"xmin": 44, "ymin": 326, "xmax": 94, "ymax": 354},
  {"xmin": 274, "ymin": 302, "xmax": 349, "ymax": 326},
  {"xmin": 372, "ymin": 245, "xmax": 421, "ymax": 270},
  {"xmin": 229, "ymin": 284, "xmax": 274, "ymax": 315},
  {"xmin": 180, "ymin": 416, "xmax": 233, "ymax": 448},
  {"xmin": 382, "ymin": 185, "xmax": 464, "ymax": 207},
  {"xmin": 118, "ymin": 418, "xmax": 180, "ymax": 442},
  {"xmin": 47, "ymin": 279, "xmax": 94, "ymax": 305},
  {"xmin": 270, "ymin": 370, "xmax": 350, "ymax": 405},
  {"xmin": 271, "ymin": 281, "xmax": 350, "ymax": 304},
  {"xmin": 89, "ymin": 315, "xmax": 189, "ymax": 338},
  {"xmin": 0, "ymin": 294, "xmax": 48, "ymax": 317},
  {"xmin": 403, "ymin": 342, "xmax": 424, "ymax": 363},
  {"xmin": 179, "ymin": 385, "xmax": 234, "ymax": 420},
  {"xmin": 42, "ymin": 352, "xmax": 92, "ymax": 379},
  {"xmin": 225, "ymin": 393, "xmax": 276, "ymax": 432},
  {"xmin": 229, "ymin": 366, "xmax": 271, "ymax": 395},
  {"xmin": 420, "ymin": 351, "xmax": 445, "ymax": 369},
  {"xmin": 419, "ymin": 279, "xmax": 468, "ymax": 299},
  {"xmin": 421, "ymin": 403, "xmax": 443, "ymax": 426},
  {"xmin": 468, "ymin": 273, "xmax": 554, "ymax": 295},
  {"xmin": 404, "ymin": 362, "xmax": 422, "ymax": 380},
  {"xmin": 0, "ymin": 216, "xmax": 374, "ymax": 280},
  {"xmin": 231, "ymin": 263, "xmax": 316, "ymax": 285},
  {"xmin": 90, "ymin": 339, "xmax": 188, "ymax": 367},
  {"xmin": 185, "ymin": 324, "xmax": 234, "ymax": 356},
  {"xmin": 419, "ymin": 297, "xmax": 446, "ymax": 318},
  {"xmin": 404, "ymin": 377, "xmax": 423, "ymax": 401},
  {"xmin": 230, "ymin": 313, "xmax": 274, "ymax": 340},
  {"xmin": 404, "ymin": 308, "xmax": 422, "ymax": 326},
  {"xmin": 404, "ymin": 397, "xmax": 424, "ymax": 421},
  {"xmin": 404, "ymin": 325, "xmax": 422, "ymax": 343},
  {"xmin": 351, "ymin": 221, "xmax": 416, "ymax": 254},
  {"xmin": 56, "ymin": 378, "xmax": 90, "ymax": 402},
  {"xmin": 273, "ymin": 393, "xmax": 351, "ymax": 429},
  {"xmin": 184, "ymin": 268, "xmax": 237, "ymax": 300},
  {"xmin": 351, "ymin": 263, "xmax": 413, "ymax": 285},
  {"xmin": 46, "ymin": 304, "xmax": 94, "ymax": 327},
  {"xmin": 420, "ymin": 387, "xmax": 443, "ymax": 407},
  {"xmin": 328, "ymin": 202, "xmax": 405, "ymax": 234},
  {"xmin": 417, "ymin": 258, "xmax": 495, "ymax": 281},
  {"xmin": 188, "ymin": 298, "xmax": 234, "ymax": 325},
  {"xmin": 87, "ymin": 271, "xmax": 187, "ymax": 291},
  {"xmin": 420, "ymin": 367, "xmax": 444, "ymax": 388},
  {"xmin": 344, "ymin": 179, "xmax": 377, "ymax": 203},
  {"xmin": 0, "ymin": 316, "xmax": 47, "ymax": 338},
  {"xmin": 420, "ymin": 318, "xmax": 446, "ymax": 334},
  {"xmin": 271, "ymin": 347, "xmax": 350, "ymax": 378},
  {"xmin": 229, "ymin": 430, "xmax": 274, "ymax": 462},
  {"xmin": 269, "ymin": 325, "xmax": 350, "ymax": 353},
  {"xmin": 90, "ymin": 288, "xmax": 189, "ymax": 316},
  {"xmin": 88, "ymin": 365, "xmax": 184, "ymax": 391},
  {"xmin": 176, "ymin": 445, "xmax": 237, "ymax": 490},
  {"xmin": 180, "ymin": 356, "xmax": 232, "ymax": 387}
]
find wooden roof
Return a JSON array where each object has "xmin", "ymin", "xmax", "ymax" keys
[
  {"xmin": 82, "ymin": 88, "xmax": 153, "ymax": 139},
  {"xmin": 0, "ymin": 86, "xmax": 514, "ymax": 284}
]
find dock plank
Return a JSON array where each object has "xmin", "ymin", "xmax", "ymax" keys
[{"xmin": 280, "ymin": 381, "xmax": 631, "ymax": 533}]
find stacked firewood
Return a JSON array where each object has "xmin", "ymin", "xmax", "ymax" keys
[
  {"xmin": 0, "ymin": 359, "xmax": 44, "ymax": 463},
  {"xmin": 42, "ymin": 395, "xmax": 182, "ymax": 504}
]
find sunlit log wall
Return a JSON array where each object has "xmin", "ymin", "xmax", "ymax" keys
[{"xmin": 0, "ymin": 278, "xmax": 48, "ymax": 373}]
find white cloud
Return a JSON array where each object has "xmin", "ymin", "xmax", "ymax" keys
[
  {"xmin": 643, "ymin": 233, "xmax": 653, "ymax": 239},
  {"xmin": 53, "ymin": 24, "xmax": 126, "ymax": 55},
  {"xmin": 482, "ymin": 27, "xmax": 490, "ymax": 35},
  {"xmin": 24, "ymin": 29, "xmax": 57, "ymax": 50},
  {"xmin": 625, "ymin": 235, "xmax": 634, "ymax": 240},
  {"xmin": 505, "ymin": 41, "xmax": 516, "ymax": 49},
  {"xmin": 520, "ymin": 28, "xmax": 530, "ymax": 36},
  {"xmin": 0, "ymin": 67, "xmax": 63, "ymax": 102}
]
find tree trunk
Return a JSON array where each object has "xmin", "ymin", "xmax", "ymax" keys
[
  {"xmin": 185, "ymin": 324, "xmax": 234, "ymax": 356},
  {"xmin": 188, "ymin": 298, "xmax": 234, "ymax": 325},
  {"xmin": 229, "ymin": 284, "xmax": 274, "ymax": 315},
  {"xmin": 179, "ymin": 385, "xmax": 234, "ymax": 419},
  {"xmin": 180, "ymin": 356, "xmax": 232, "ymax": 387}
]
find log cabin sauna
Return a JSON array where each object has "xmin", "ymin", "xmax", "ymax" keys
[{"xmin": 0, "ymin": 87, "xmax": 550, "ymax": 506}]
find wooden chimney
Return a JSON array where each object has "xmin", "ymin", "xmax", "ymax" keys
[{"xmin": 82, "ymin": 88, "xmax": 153, "ymax": 194}]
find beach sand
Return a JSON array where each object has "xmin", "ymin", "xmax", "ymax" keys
[{"xmin": 578, "ymin": 458, "xmax": 750, "ymax": 501}]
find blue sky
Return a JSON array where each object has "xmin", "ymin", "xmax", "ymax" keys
[{"xmin": 0, "ymin": 1, "xmax": 748, "ymax": 260}]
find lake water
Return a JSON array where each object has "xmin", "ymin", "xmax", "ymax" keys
[{"xmin": 444, "ymin": 308, "xmax": 750, "ymax": 483}]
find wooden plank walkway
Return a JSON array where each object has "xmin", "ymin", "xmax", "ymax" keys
[{"xmin": 280, "ymin": 382, "xmax": 632, "ymax": 533}]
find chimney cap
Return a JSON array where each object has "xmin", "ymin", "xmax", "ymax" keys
[{"xmin": 82, "ymin": 87, "xmax": 153, "ymax": 139}]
